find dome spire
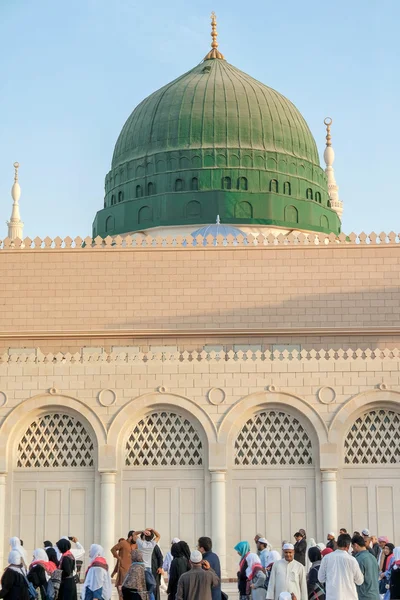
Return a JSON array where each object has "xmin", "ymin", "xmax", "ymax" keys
[
  {"xmin": 323, "ymin": 117, "xmax": 343, "ymax": 220},
  {"xmin": 7, "ymin": 162, "xmax": 24, "ymax": 240},
  {"xmin": 204, "ymin": 12, "xmax": 225, "ymax": 60}
]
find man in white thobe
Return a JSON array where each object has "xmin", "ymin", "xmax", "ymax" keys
[
  {"xmin": 318, "ymin": 533, "xmax": 364, "ymax": 600},
  {"xmin": 266, "ymin": 543, "xmax": 307, "ymax": 600}
]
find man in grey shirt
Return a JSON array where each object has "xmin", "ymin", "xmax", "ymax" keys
[{"xmin": 132, "ymin": 528, "xmax": 161, "ymax": 569}]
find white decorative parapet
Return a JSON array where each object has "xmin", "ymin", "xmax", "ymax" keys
[
  {"xmin": 0, "ymin": 347, "xmax": 400, "ymax": 364},
  {"xmin": 0, "ymin": 231, "xmax": 400, "ymax": 249}
]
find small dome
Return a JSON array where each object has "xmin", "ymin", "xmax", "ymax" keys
[{"xmin": 192, "ymin": 217, "xmax": 246, "ymax": 239}]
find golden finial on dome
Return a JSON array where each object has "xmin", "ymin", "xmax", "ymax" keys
[
  {"xmin": 204, "ymin": 12, "xmax": 225, "ymax": 60},
  {"xmin": 324, "ymin": 117, "xmax": 332, "ymax": 147}
]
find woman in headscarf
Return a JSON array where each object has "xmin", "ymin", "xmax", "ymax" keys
[
  {"xmin": 305, "ymin": 538, "xmax": 317, "ymax": 572},
  {"xmin": 27, "ymin": 548, "xmax": 57, "ymax": 599},
  {"xmin": 81, "ymin": 544, "xmax": 112, "ymax": 600},
  {"xmin": 234, "ymin": 541, "xmax": 251, "ymax": 600},
  {"xmin": 121, "ymin": 549, "xmax": 156, "ymax": 600},
  {"xmin": 167, "ymin": 542, "xmax": 191, "ymax": 600},
  {"xmin": 321, "ymin": 548, "xmax": 333, "ymax": 558},
  {"xmin": 246, "ymin": 553, "xmax": 266, "ymax": 599},
  {"xmin": 389, "ymin": 547, "xmax": 400, "ymax": 600},
  {"xmin": 162, "ymin": 538, "xmax": 180, "ymax": 576},
  {"xmin": 0, "ymin": 551, "xmax": 29, "ymax": 600},
  {"xmin": 43, "ymin": 541, "xmax": 59, "ymax": 567},
  {"xmin": 379, "ymin": 543, "xmax": 395, "ymax": 599},
  {"xmin": 306, "ymin": 547, "xmax": 325, "ymax": 600},
  {"xmin": 56, "ymin": 538, "xmax": 77, "ymax": 600},
  {"xmin": 9, "ymin": 537, "xmax": 28, "ymax": 569}
]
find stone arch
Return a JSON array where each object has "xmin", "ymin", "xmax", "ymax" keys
[
  {"xmin": 0, "ymin": 393, "xmax": 107, "ymax": 472},
  {"xmin": 108, "ymin": 392, "xmax": 217, "ymax": 469},
  {"xmin": 218, "ymin": 391, "xmax": 328, "ymax": 468}
]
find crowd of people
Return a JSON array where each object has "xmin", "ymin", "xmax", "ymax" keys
[{"xmin": 0, "ymin": 527, "xmax": 399, "ymax": 600}]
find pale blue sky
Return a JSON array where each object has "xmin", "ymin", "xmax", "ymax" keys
[{"xmin": 0, "ymin": 0, "xmax": 398, "ymax": 237}]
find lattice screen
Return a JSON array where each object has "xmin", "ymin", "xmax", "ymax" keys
[
  {"xmin": 234, "ymin": 410, "xmax": 313, "ymax": 466},
  {"xmin": 344, "ymin": 409, "xmax": 400, "ymax": 464},
  {"xmin": 125, "ymin": 411, "xmax": 203, "ymax": 466},
  {"xmin": 17, "ymin": 413, "xmax": 94, "ymax": 468}
]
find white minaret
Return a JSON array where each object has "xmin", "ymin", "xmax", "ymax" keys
[
  {"xmin": 7, "ymin": 161, "xmax": 24, "ymax": 240},
  {"xmin": 323, "ymin": 118, "xmax": 343, "ymax": 219}
]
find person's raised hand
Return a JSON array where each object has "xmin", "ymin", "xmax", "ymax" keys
[{"xmin": 201, "ymin": 560, "xmax": 210, "ymax": 570}]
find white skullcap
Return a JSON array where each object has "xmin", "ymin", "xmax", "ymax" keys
[
  {"xmin": 171, "ymin": 537, "xmax": 180, "ymax": 544},
  {"xmin": 362, "ymin": 529, "xmax": 370, "ymax": 536},
  {"xmin": 258, "ymin": 538, "xmax": 269, "ymax": 544},
  {"xmin": 279, "ymin": 593, "xmax": 292, "ymax": 600},
  {"xmin": 328, "ymin": 532, "xmax": 335, "ymax": 537},
  {"xmin": 282, "ymin": 543, "xmax": 294, "ymax": 550},
  {"xmin": 190, "ymin": 550, "xmax": 203, "ymax": 563}
]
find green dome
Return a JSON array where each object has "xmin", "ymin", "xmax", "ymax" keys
[
  {"xmin": 93, "ymin": 56, "xmax": 340, "ymax": 237},
  {"xmin": 112, "ymin": 59, "xmax": 319, "ymax": 168}
]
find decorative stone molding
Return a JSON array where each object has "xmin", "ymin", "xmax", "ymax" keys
[
  {"xmin": 0, "ymin": 231, "xmax": 400, "ymax": 250},
  {"xmin": 378, "ymin": 383, "xmax": 388, "ymax": 391},
  {"xmin": 0, "ymin": 392, "xmax": 7, "ymax": 407},
  {"xmin": 157, "ymin": 386, "xmax": 168, "ymax": 393},
  {"xmin": 208, "ymin": 388, "xmax": 226, "ymax": 405},
  {"xmin": 98, "ymin": 389, "xmax": 117, "ymax": 407},
  {"xmin": 48, "ymin": 387, "xmax": 58, "ymax": 395},
  {"xmin": 318, "ymin": 386, "xmax": 336, "ymax": 404}
]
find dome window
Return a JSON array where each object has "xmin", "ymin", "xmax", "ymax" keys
[
  {"xmin": 105, "ymin": 215, "xmax": 115, "ymax": 232},
  {"xmin": 111, "ymin": 194, "xmax": 116, "ymax": 205},
  {"xmin": 238, "ymin": 177, "xmax": 248, "ymax": 191},
  {"xmin": 306, "ymin": 188, "xmax": 313, "ymax": 200},
  {"xmin": 235, "ymin": 201, "xmax": 253, "ymax": 219},
  {"xmin": 186, "ymin": 200, "xmax": 202, "ymax": 218},
  {"xmin": 269, "ymin": 179, "xmax": 278, "ymax": 193},
  {"xmin": 136, "ymin": 185, "xmax": 143, "ymax": 198},
  {"xmin": 315, "ymin": 192, "xmax": 321, "ymax": 203},
  {"xmin": 118, "ymin": 191, "xmax": 124, "ymax": 203},
  {"xmin": 285, "ymin": 205, "xmax": 298, "ymax": 224},
  {"xmin": 175, "ymin": 179, "xmax": 184, "ymax": 192},
  {"xmin": 283, "ymin": 182, "xmax": 291, "ymax": 195},
  {"xmin": 138, "ymin": 206, "xmax": 153, "ymax": 224},
  {"xmin": 191, "ymin": 177, "xmax": 199, "ymax": 191},
  {"xmin": 222, "ymin": 176, "xmax": 232, "ymax": 190},
  {"xmin": 320, "ymin": 215, "xmax": 329, "ymax": 228},
  {"xmin": 147, "ymin": 182, "xmax": 155, "ymax": 195}
]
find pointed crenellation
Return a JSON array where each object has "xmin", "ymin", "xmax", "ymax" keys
[
  {"xmin": 323, "ymin": 118, "xmax": 343, "ymax": 220},
  {"xmin": 7, "ymin": 162, "xmax": 24, "ymax": 240}
]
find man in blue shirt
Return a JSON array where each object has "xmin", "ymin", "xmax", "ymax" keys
[{"xmin": 198, "ymin": 536, "xmax": 222, "ymax": 600}]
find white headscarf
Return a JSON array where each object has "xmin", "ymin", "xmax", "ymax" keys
[
  {"xmin": 8, "ymin": 550, "xmax": 22, "ymax": 565},
  {"xmin": 267, "ymin": 550, "xmax": 281, "ymax": 566},
  {"xmin": 316, "ymin": 542, "xmax": 326, "ymax": 551},
  {"xmin": 393, "ymin": 546, "xmax": 400, "ymax": 570},
  {"xmin": 171, "ymin": 537, "xmax": 180, "ymax": 545},
  {"xmin": 81, "ymin": 544, "xmax": 112, "ymax": 599},
  {"xmin": 245, "ymin": 552, "xmax": 262, "ymax": 577},
  {"xmin": 89, "ymin": 544, "xmax": 104, "ymax": 562},
  {"xmin": 9, "ymin": 537, "xmax": 28, "ymax": 566},
  {"xmin": 32, "ymin": 548, "xmax": 49, "ymax": 563}
]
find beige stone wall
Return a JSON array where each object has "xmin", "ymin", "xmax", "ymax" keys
[{"xmin": 0, "ymin": 243, "xmax": 399, "ymax": 334}]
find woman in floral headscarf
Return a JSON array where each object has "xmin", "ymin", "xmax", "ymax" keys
[
  {"xmin": 234, "ymin": 541, "xmax": 251, "ymax": 600},
  {"xmin": 121, "ymin": 550, "xmax": 156, "ymax": 600}
]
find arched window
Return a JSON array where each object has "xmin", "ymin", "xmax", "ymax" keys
[
  {"xmin": 147, "ymin": 182, "xmax": 154, "ymax": 195},
  {"xmin": 315, "ymin": 192, "xmax": 321, "ymax": 203},
  {"xmin": 237, "ymin": 177, "xmax": 248, "ymax": 191},
  {"xmin": 269, "ymin": 179, "xmax": 278, "ymax": 193},
  {"xmin": 306, "ymin": 188, "xmax": 313, "ymax": 200},
  {"xmin": 105, "ymin": 215, "xmax": 114, "ymax": 232},
  {"xmin": 125, "ymin": 411, "xmax": 203, "ymax": 466},
  {"xmin": 222, "ymin": 176, "xmax": 232, "ymax": 190},
  {"xmin": 17, "ymin": 413, "xmax": 94, "ymax": 468},
  {"xmin": 136, "ymin": 185, "xmax": 143, "ymax": 198},
  {"xmin": 111, "ymin": 194, "xmax": 116, "ymax": 205},
  {"xmin": 344, "ymin": 409, "xmax": 400, "ymax": 465},
  {"xmin": 283, "ymin": 182, "xmax": 291, "ymax": 195},
  {"xmin": 191, "ymin": 177, "xmax": 199, "ymax": 191},
  {"xmin": 235, "ymin": 201, "xmax": 253, "ymax": 219},
  {"xmin": 234, "ymin": 410, "xmax": 313, "ymax": 466},
  {"xmin": 285, "ymin": 205, "xmax": 298, "ymax": 223},
  {"xmin": 175, "ymin": 179, "xmax": 184, "ymax": 192},
  {"xmin": 138, "ymin": 206, "xmax": 153, "ymax": 224},
  {"xmin": 118, "ymin": 191, "xmax": 124, "ymax": 203},
  {"xmin": 103, "ymin": 201, "xmax": 106, "ymax": 209},
  {"xmin": 186, "ymin": 200, "xmax": 201, "ymax": 218},
  {"xmin": 320, "ymin": 215, "xmax": 329, "ymax": 229}
]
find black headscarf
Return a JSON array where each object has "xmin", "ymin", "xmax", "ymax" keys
[
  {"xmin": 383, "ymin": 543, "xmax": 395, "ymax": 571},
  {"xmin": 308, "ymin": 546, "xmax": 322, "ymax": 563},
  {"xmin": 177, "ymin": 541, "xmax": 191, "ymax": 561},
  {"xmin": 56, "ymin": 538, "xmax": 71, "ymax": 554},
  {"xmin": 171, "ymin": 543, "xmax": 182, "ymax": 558}
]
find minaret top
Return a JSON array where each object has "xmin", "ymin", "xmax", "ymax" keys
[
  {"xmin": 7, "ymin": 161, "xmax": 24, "ymax": 240},
  {"xmin": 204, "ymin": 12, "xmax": 225, "ymax": 60},
  {"xmin": 323, "ymin": 118, "xmax": 343, "ymax": 220}
]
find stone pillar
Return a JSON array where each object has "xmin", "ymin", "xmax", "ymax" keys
[
  {"xmin": 100, "ymin": 471, "xmax": 116, "ymax": 563},
  {"xmin": 210, "ymin": 470, "xmax": 226, "ymax": 576},
  {"xmin": 0, "ymin": 474, "xmax": 6, "ymax": 569},
  {"xmin": 321, "ymin": 469, "xmax": 338, "ymax": 537}
]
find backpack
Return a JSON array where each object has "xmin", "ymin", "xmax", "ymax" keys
[
  {"xmin": 47, "ymin": 568, "xmax": 62, "ymax": 600},
  {"xmin": 22, "ymin": 574, "xmax": 38, "ymax": 600}
]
